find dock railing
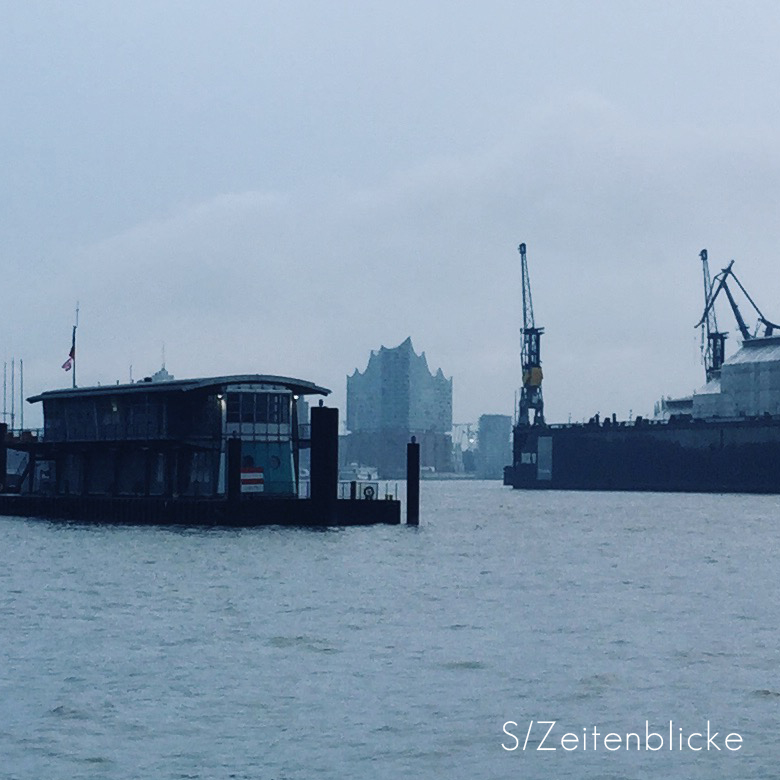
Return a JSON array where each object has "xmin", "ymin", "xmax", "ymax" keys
[
  {"xmin": 4, "ymin": 428, "xmax": 44, "ymax": 443},
  {"xmin": 297, "ymin": 480, "xmax": 398, "ymax": 501}
]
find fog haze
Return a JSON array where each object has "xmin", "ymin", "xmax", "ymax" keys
[{"xmin": 3, "ymin": 1, "xmax": 780, "ymax": 426}]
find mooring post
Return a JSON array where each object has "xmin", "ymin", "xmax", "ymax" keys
[
  {"xmin": 310, "ymin": 403, "xmax": 338, "ymax": 521},
  {"xmin": 407, "ymin": 435, "xmax": 420, "ymax": 525},
  {"xmin": 0, "ymin": 423, "xmax": 6, "ymax": 492}
]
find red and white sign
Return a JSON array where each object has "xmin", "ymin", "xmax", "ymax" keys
[{"xmin": 241, "ymin": 466, "xmax": 264, "ymax": 493}]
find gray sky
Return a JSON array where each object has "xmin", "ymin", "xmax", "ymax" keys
[{"xmin": 3, "ymin": 1, "xmax": 780, "ymax": 427}]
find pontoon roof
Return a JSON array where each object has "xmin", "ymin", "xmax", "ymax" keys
[{"xmin": 27, "ymin": 374, "xmax": 330, "ymax": 404}]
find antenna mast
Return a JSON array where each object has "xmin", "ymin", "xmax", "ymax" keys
[{"xmin": 518, "ymin": 242, "xmax": 545, "ymax": 426}]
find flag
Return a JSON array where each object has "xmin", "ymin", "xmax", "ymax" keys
[{"xmin": 62, "ymin": 345, "xmax": 75, "ymax": 371}]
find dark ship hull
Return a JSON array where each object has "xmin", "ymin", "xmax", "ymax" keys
[{"xmin": 505, "ymin": 416, "xmax": 780, "ymax": 494}]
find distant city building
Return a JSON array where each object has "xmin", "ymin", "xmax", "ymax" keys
[
  {"xmin": 150, "ymin": 365, "xmax": 174, "ymax": 382},
  {"xmin": 344, "ymin": 338, "xmax": 453, "ymax": 477},
  {"xmin": 475, "ymin": 414, "xmax": 512, "ymax": 479}
]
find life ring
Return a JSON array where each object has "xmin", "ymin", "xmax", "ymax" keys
[{"xmin": 363, "ymin": 485, "xmax": 375, "ymax": 500}]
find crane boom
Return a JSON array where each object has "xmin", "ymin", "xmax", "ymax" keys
[
  {"xmin": 720, "ymin": 273, "xmax": 751, "ymax": 342},
  {"xmin": 697, "ymin": 258, "xmax": 780, "ymax": 344}
]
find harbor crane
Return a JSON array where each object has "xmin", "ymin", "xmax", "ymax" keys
[
  {"xmin": 696, "ymin": 256, "xmax": 780, "ymax": 347},
  {"xmin": 698, "ymin": 249, "xmax": 728, "ymax": 382},
  {"xmin": 518, "ymin": 242, "xmax": 544, "ymax": 426}
]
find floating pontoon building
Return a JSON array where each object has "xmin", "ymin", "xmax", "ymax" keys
[{"xmin": 0, "ymin": 373, "xmax": 402, "ymax": 525}]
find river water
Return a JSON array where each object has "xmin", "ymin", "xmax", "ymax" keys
[{"xmin": 1, "ymin": 481, "xmax": 779, "ymax": 779}]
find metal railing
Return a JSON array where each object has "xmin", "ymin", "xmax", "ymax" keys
[
  {"xmin": 3, "ymin": 428, "xmax": 44, "ymax": 443},
  {"xmin": 297, "ymin": 480, "xmax": 398, "ymax": 500}
]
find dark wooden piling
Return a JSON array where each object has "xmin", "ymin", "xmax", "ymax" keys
[
  {"xmin": 0, "ymin": 423, "xmax": 6, "ymax": 491},
  {"xmin": 310, "ymin": 404, "xmax": 339, "ymax": 521},
  {"xmin": 407, "ymin": 435, "xmax": 420, "ymax": 525}
]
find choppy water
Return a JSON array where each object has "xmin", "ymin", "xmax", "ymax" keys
[{"xmin": 2, "ymin": 482, "xmax": 780, "ymax": 779}]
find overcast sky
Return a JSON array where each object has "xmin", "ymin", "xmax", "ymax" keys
[{"xmin": 3, "ymin": 1, "xmax": 780, "ymax": 427}]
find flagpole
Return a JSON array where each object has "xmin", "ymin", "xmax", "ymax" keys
[{"xmin": 73, "ymin": 302, "xmax": 79, "ymax": 389}]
